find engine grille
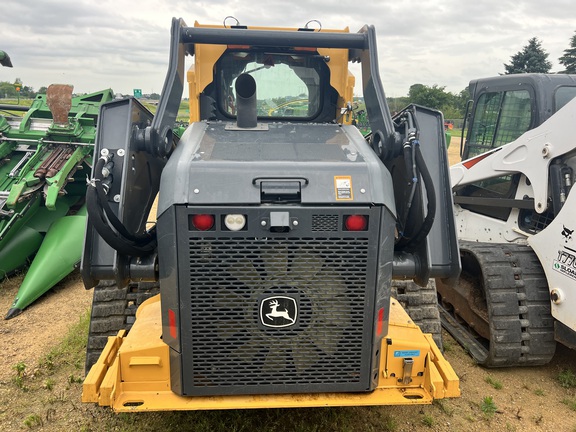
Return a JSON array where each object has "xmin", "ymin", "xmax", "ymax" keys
[
  {"xmin": 181, "ymin": 235, "xmax": 374, "ymax": 394},
  {"xmin": 311, "ymin": 214, "xmax": 339, "ymax": 231}
]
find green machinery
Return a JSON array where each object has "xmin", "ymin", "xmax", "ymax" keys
[
  {"xmin": 0, "ymin": 50, "xmax": 13, "ymax": 68},
  {"xmin": 0, "ymin": 84, "xmax": 114, "ymax": 318}
]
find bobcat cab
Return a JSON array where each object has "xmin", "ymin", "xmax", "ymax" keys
[
  {"xmin": 81, "ymin": 19, "xmax": 460, "ymax": 411},
  {"xmin": 439, "ymin": 73, "xmax": 576, "ymax": 367}
]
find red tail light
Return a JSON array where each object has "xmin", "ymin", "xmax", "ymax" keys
[
  {"xmin": 168, "ymin": 308, "xmax": 177, "ymax": 339},
  {"xmin": 344, "ymin": 214, "xmax": 368, "ymax": 231},
  {"xmin": 376, "ymin": 307, "xmax": 385, "ymax": 336},
  {"xmin": 191, "ymin": 214, "xmax": 215, "ymax": 231}
]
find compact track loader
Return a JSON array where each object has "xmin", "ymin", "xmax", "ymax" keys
[
  {"xmin": 81, "ymin": 18, "xmax": 460, "ymax": 411},
  {"xmin": 438, "ymin": 74, "xmax": 576, "ymax": 367}
]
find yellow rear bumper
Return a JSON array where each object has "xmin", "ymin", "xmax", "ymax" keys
[{"xmin": 83, "ymin": 295, "xmax": 459, "ymax": 411}]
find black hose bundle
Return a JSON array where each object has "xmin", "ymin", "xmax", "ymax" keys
[
  {"xmin": 403, "ymin": 142, "xmax": 436, "ymax": 249},
  {"xmin": 395, "ymin": 110, "xmax": 436, "ymax": 250},
  {"xmin": 86, "ymin": 156, "xmax": 156, "ymax": 256}
]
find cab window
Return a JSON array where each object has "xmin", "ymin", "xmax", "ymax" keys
[
  {"xmin": 466, "ymin": 89, "xmax": 531, "ymax": 159},
  {"xmin": 555, "ymin": 86, "xmax": 576, "ymax": 111},
  {"xmin": 217, "ymin": 51, "xmax": 323, "ymax": 119},
  {"xmin": 457, "ymin": 89, "xmax": 532, "ymax": 220}
]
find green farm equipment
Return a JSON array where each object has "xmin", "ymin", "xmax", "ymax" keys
[
  {"xmin": 0, "ymin": 84, "xmax": 114, "ymax": 318},
  {"xmin": 0, "ymin": 50, "xmax": 13, "ymax": 68}
]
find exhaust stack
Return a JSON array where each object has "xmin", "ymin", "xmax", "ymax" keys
[{"xmin": 235, "ymin": 73, "xmax": 257, "ymax": 128}]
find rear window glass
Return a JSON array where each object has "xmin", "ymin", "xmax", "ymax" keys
[
  {"xmin": 218, "ymin": 51, "xmax": 323, "ymax": 119},
  {"xmin": 555, "ymin": 86, "xmax": 576, "ymax": 111}
]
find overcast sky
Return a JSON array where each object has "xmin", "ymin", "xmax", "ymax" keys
[{"xmin": 1, "ymin": 0, "xmax": 574, "ymax": 98}]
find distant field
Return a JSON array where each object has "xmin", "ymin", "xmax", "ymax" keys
[
  {"xmin": 0, "ymin": 98, "xmax": 33, "ymax": 115},
  {"xmin": 0, "ymin": 97, "xmax": 190, "ymax": 123}
]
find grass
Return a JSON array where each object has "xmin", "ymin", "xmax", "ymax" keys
[
  {"xmin": 480, "ymin": 396, "xmax": 498, "ymax": 418},
  {"xmin": 558, "ymin": 369, "xmax": 576, "ymax": 388},
  {"xmin": 485, "ymin": 375, "xmax": 503, "ymax": 390},
  {"xmin": 448, "ymin": 127, "xmax": 463, "ymax": 138},
  {"xmin": 43, "ymin": 379, "xmax": 56, "ymax": 391},
  {"xmin": 40, "ymin": 311, "xmax": 90, "ymax": 372},
  {"xmin": 442, "ymin": 338, "xmax": 456, "ymax": 353},
  {"xmin": 12, "ymin": 361, "xmax": 28, "ymax": 390},
  {"xmin": 563, "ymin": 397, "xmax": 576, "ymax": 411},
  {"xmin": 5, "ymin": 308, "xmax": 405, "ymax": 432},
  {"xmin": 421, "ymin": 414, "xmax": 435, "ymax": 427},
  {"xmin": 93, "ymin": 406, "xmax": 402, "ymax": 432},
  {"xmin": 433, "ymin": 399, "xmax": 454, "ymax": 416},
  {"xmin": 23, "ymin": 413, "xmax": 43, "ymax": 428},
  {"xmin": 141, "ymin": 99, "xmax": 190, "ymax": 123}
]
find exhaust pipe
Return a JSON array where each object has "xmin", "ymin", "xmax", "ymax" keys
[{"xmin": 235, "ymin": 73, "xmax": 257, "ymax": 128}]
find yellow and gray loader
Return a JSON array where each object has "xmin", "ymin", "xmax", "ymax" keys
[{"xmin": 81, "ymin": 18, "xmax": 461, "ymax": 411}]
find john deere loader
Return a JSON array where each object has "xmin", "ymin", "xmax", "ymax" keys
[{"xmin": 81, "ymin": 18, "xmax": 460, "ymax": 411}]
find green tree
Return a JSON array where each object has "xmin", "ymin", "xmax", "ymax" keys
[
  {"xmin": 503, "ymin": 37, "xmax": 552, "ymax": 74},
  {"xmin": 408, "ymin": 83, "xmax": 452, "ymax": 110},
  {"xmin": 19, "ymin": 85, "xmax": 36, "ymax": 98},
  {"xmin": 455, "ymin": 88, "xmax": 471, "ymax": 113},
  {"xmin": 0, "ymin": 81, "xmax": 17, "ymax": 98},
  {"xmin": 559, "ymin": 31, "xmax": 576, "ymax": 74}
]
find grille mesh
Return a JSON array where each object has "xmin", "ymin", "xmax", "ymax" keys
[
  {"xmin": 185, "ymin": 236, "xmax": 371, "ymax": 390},
  {"xmin": 311, "ymin": 214, "xmax": 339, "ymax": 231}
]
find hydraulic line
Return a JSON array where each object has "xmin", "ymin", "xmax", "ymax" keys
[
  {"xmin": 395, "ymin": 110, "xmax": 437, "ymax": 250},
  {"xmin": 86, "ymin": 156, "xmax": 156, "ymax": 256},
  {"xmin": 403, "ymin": 143, "xmax": 436, "ymax": 249}
]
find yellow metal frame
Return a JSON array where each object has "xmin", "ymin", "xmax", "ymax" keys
[
  {"xmin": 187, "ymin": 22, "xmax": 355, "ymax": 124},
  {"xmin": 83, "ymin": 296, "xmax": 459, "ymax": 412}
]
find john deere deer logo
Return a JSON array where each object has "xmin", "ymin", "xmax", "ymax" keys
[{"xmin": 260, "ymin": 296, "xmax": 298, "ymax": 328}]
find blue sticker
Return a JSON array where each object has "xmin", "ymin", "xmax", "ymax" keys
[{"xmin": 394, "ymin": 350, "xmax": 420, "ymax": 358}]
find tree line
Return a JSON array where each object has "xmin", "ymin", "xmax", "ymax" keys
[
  {"xmin": 0, "ymin": 79, "xmax": 41, "ymax": 99},
  {"xmin": 390, "ymin": 30, "xmax": 576, "ymax": 119},
  {"xmin": 2, "ymin": 30, "xmax": 575, "ymax": 120}
]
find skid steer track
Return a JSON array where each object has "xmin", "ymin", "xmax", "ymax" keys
[
  {"xmin": 438, "ymin": 241, "xmax": 556, "ymax": 367},
  {"xmin": 85, "ymin": 281, "xmax": 160, "ymax": 372},
  {"xmin": 391, "ymin": 280, "xmax": 443, "ymax": 349}
]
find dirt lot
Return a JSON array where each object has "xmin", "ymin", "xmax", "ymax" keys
[{"xmin": 0, "ymin": 142, "xmax": 575, "ymax": 431}]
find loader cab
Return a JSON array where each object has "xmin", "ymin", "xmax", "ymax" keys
[
  {"xmin": 186, "ymin": 23, "xmax": 355, "ymax": 125},
  {"xmin": 455, "ymin": 74, "xmax": 576, "ymax": 223},
  {"xmin": 216, "ymin": 50, "xmax": 329, "ymax": 120},
  {"xmin": 461, "ymin": 74, "xmax": 576, "ymax": 160}
]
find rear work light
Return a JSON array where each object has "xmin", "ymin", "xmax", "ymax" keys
[
  {"xmin": 191, "ymin": 214, "xmax": 215, "ymax": 231},
  {"xmin": 344, "ymin": 214, "xmax": 368, "ymax": 231},
  {"xmin": 224, "ymin": 214, "xmax": 246, "ymax": 231}
]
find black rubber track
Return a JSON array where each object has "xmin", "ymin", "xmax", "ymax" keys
[
  {"xmin": 391, "ymin": 280, "xmax": 443, "ymax": 350},
  {"xmin": 442, "ymin": 241, "xmax": 556, "ymax": 367},
  {"xmin": 85, "ymin": 281, "xmax": 160, "ymax": 373}
]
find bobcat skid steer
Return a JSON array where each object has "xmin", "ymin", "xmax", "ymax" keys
[{"xmin": 438, "ymin": 74, "xmax": 576, "ymax": 367}]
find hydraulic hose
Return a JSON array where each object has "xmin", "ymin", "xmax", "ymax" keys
[
  {"xmin": 86, "ymin": 156, "xmax": 156, "ymax": 256},
  {"xmin": 403, "ymin": 143, "xmax": 436, "ymax": 250},
  {"xmin": 401, "ymin": 112, "xmax": 419, "ymax": 226},
  {"xmin": 93, "ymin": 157, "xmax": 151, "ymax": 243}
]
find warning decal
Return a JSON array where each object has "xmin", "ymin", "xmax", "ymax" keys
[{"xmin": 334, "ymin": 176, "xmax": 353, "ymax": 201}]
